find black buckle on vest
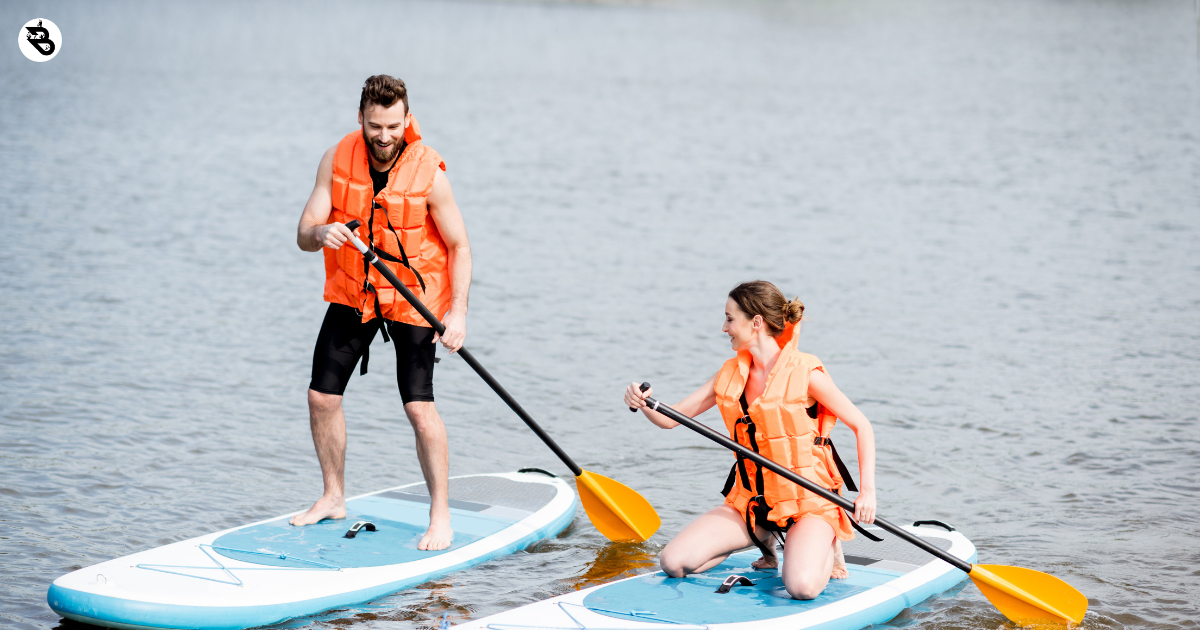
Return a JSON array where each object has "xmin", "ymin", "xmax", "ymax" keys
[{"xmin": 811, "ymin": 434, "xmax": 858, "ymax": 493}]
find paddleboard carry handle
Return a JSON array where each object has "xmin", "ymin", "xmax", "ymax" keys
[
  {"xmin": 715, "ymin": 575, "xmax": 755, "ymax": 594},
  {"xmin": 518, "ymin": 467, "xmax": 557, "ymax": 478},
  {"xmin": 343, "ymin": 521, "xmax": 377, "ymax": 539},
  {"xmin": 913, "ymin": 520, "xmax": 956, "ymax": 531}
]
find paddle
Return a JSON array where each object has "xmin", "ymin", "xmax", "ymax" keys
[
  {"xmin": 335, "ymin": 220, "xmax": 659, "ymax": 542},
  {"xmin": 631, "ymin": 383, "xmax": 1086, "ymax": 627}
]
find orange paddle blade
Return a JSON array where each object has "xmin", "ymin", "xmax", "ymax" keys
[
  {"xmin": 575, "ymin": 470, "xmax": 660, "ymax": 542},
  {"xmin": 970, "ymin": 564, "xmax": 1087, "ymax": 626}
]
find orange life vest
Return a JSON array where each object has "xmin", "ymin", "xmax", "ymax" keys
[
  {"xmin": 323, "ymin": 115, "xmax": 450, "ymax": 328},
  {"xmin": 714, "ymin": 321, "xmax": 855, "ymax": 540}
]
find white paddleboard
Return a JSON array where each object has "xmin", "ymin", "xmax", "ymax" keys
[
  {"xmin": 48, "ymin": 471, "xmax": 576, "ymax": 630},
  {"xmin": 458, "ymin": 522, "xmax": 974, "ymax": 630}
]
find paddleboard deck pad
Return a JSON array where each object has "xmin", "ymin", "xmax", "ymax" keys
[
  {"xmin": 459, "ymin": 522, "xmax": 975, "ymax": 630},
  {"xmin": 48, "ymin": 471, "xmax": 576, "ymax": 630}
]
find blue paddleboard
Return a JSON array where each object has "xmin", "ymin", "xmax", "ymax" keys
[
  {"xmin": 461, "ymin": 522, "xmax": 974, "ymax": 630},
  {"xmin": 48, "ymin": 471, "xmax": 576, "ymax": 630}
]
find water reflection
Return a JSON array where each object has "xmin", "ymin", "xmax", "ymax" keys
[{"xmin": 558, "ymin": 542, "xmax": 661, "ymax": 592}]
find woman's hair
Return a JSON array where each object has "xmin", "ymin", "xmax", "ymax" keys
[{"xmin": 728, "ymin": 281, "xmax": 804, "ymax": 337}]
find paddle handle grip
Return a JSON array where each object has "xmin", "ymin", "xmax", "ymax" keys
[
  {"xmin": 629, "ymin": 382, "xmax": 650, "ymax": 412},
  {"xmin": 642, "ymin": 392, "xmax": 973, "ymax": 574},
  {"xmin": 340, "ymin": 220, "xmax": 584, "ymax": 477}
]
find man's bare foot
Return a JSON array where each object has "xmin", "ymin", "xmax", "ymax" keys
[
  {"xmin": 417, "ymin": 515, "xmax": 453, "ymax": 551},
  {"xmin": 289, "ymin": 495, "xmax": 346, "ymax": 526},
  {"xmin": 831, "ymin": 540, "xmax": 848, "ymax": 579}
]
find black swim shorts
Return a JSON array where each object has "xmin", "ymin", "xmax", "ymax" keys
[{"xmin": 309, "ymin": 303, "xmax": 437, "ymax": 403}]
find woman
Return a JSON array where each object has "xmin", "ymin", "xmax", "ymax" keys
[{"xmin": 624, "ymin": 281, "xmax": 877, "ymax": 600}]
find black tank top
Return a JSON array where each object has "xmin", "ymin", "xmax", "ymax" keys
[
  {"xmin": 370, "ymin": 167, "xmax": 388, "ymax": 196},
  {"xmin": 369, "ymin": 141, "xmax": 407, "ymax": 196}
]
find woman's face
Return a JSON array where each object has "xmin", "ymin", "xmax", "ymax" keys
[{"xmin": 722, "ymin": 297, "xmax": 758, "ymax": 351}]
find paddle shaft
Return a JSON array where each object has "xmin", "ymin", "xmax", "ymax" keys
[
  {"xmin": 340, "ymin": 220, "xmax": 584, "ymax": 477},
  {"xmin": 641, "ymin": 395, "xmax": 973, "ymax": 573}
]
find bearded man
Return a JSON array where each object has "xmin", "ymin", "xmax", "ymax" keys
[{"xmin": 293, "ymin": 75, "xmax": 470, "ymax": 551}]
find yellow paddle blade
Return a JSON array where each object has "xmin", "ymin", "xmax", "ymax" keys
[
  {"xmin": 575, "ymin": 470, "xmax": 661, "ymax": 542},
  {"xmin": 970, "ymin": 564, "xmax": 1088, "ymax": 627}
]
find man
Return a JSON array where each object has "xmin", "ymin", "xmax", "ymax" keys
[{"xmin": 293, "ymin": 75, "xmax": 470, "ymax": 551}]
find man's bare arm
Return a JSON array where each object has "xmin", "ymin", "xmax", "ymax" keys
[
  {"xmin": 297, "ymin": 146, "xmax": 352, "ymax": 252},
  {"xmin": 426, "ymin": 168, "xmax": 471, "ymax": 352}
]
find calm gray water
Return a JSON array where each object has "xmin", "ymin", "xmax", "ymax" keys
[{"xmin": 2, "ymin": 1, "xmax": 1198, "ymax": 628}]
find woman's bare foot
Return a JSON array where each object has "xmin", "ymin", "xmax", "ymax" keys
[
  {"xmin": 417, "ymin": 511, "xmax": 454, "ymax": 551},
  {"xmin": 830, "ymin": 540, "xmax": 848, "ymax": 579},
  {"xmin": 289, "ymin": 494, "xmax": 346, "ymax": 526},
  {"xmin": 751, "ymin": 551, "xmax": 778, "ymax": 570}
]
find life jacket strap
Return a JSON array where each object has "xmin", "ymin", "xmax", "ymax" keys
[
  {"xmin": 735, "ymin": 390, "xmax": 779, "ymax": 556},
  {"xmin": 812, "ymin": 434, "xmax": 858, "ymax": 493},
  {"xmin": 355, "ymin": 284, "xmax": 392, "ymax": 377},
  {"xmin": 743, "ymin": 496, "xmax": 776, "ymax": 557},
  {"xmin": 733, "ymin": 416, "xmax": 757, "ymax": 495},
  {"xmin": 373, "ymin": 201, "xmax": 427, "ymax": 294},
  {"xmin": 720, "ymin": 463, "xmax": 737, "ymax": 497},
  {"xmin": 848, "ymin": 516, "xmax": 884, "ymax": 541}
]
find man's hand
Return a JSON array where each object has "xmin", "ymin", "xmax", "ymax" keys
[
  {"xmin": 316, "ymin": 223, "xmax": 353, "ymax": 250},
  {"xmin": 434, "ymin": 309, "xmax": 466, "ymax": 353}
]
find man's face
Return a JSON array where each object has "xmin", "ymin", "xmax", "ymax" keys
[{"xmin": 358, "ymin": 102, "xmax": 410, "ymax": 166}]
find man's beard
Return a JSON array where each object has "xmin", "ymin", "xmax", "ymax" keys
[{"xmin": 363, "ymin": 130, "xmax": 402, "ymax": 165}]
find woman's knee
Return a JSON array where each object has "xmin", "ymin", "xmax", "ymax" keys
[
  {"xmin": 784, "ymin": 575, "xmax": 825, "ymax": 600},
  {"xmin": 659, "ymin": 549, "xmax": 689, "ymax": 578}
]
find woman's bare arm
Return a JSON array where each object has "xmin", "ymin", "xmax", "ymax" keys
[
  {"xmin": 624, "ymin": 372, "xmax": 719, "ymax": 429},
  {"xmin": 808, "ymin": 368, "xmax": 877, "ymax": 523}
]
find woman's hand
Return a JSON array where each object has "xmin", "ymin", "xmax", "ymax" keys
[
  {"xmin": 852, "ymin": 488, "xmax": 876, "ymax": 524},
  {"xmin": 624, "ymin": 382, "xmax": 652, "ymax": 410},
  {"xmin": 627, "ymin": 374, "xmax": 717, "ymax": 430}
]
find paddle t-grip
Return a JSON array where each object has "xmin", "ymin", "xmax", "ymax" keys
[
  {"xmin": 629, "ymin": 382, "xmax": 651, "ymax": 412},
  {"xmin": 344, "ymin": 219, "xmax": 362, "ymax": 231}
]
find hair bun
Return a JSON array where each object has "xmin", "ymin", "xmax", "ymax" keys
[{"xmin": 783, "ymin": 297, "xmax": 805, "ymax": 323}]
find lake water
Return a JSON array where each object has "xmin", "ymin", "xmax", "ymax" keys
[{"xmin": 2, "ymin": 1, "xmax": 1198, "ymax": 628}]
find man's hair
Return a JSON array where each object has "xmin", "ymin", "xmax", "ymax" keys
[{"xmin": 359, "ymin": 75, "xmax": 409, "ymax": 114}]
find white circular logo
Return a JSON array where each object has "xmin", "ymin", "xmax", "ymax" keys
[{"xmin": 19, "ymin": 18, "xmax": 61, "ymax": 62}]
